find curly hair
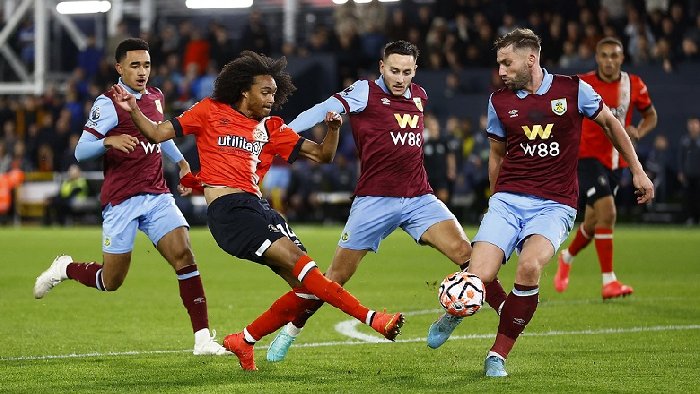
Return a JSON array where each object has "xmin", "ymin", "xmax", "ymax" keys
[{"xmin": 212, "ymin": 51, "xmax": 296, "ymax": 109}]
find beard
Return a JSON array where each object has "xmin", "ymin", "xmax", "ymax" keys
[{"xmin": 504, "ymin": 67, "xmax": 530, "ymax": 91}]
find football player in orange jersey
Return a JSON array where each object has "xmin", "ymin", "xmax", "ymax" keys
[
  {"xmin": 112, "ymin": 51, "xmax": 403, "ymax": 371},
  {"xmin": 554, "ymin": 37, "xmax": 658, "ymax": 299}
]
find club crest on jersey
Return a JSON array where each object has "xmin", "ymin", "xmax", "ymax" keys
[
  {"xmin": 413, "ymin": 97, "xmax": 424, "ymax": 112},
  {"xmin": 551, "ymin": 98, "xmax": 567, "ymax": 116},
  {"xmin": 381, "ymin": 98, "xmax": 391, "ymax": 105},
  {"xmin": 509, "ymin": 109, "xmax": 519, "ymax": 118},
  {"xmin": 155, "ymin": 99, "xmax": 163, "ymax": 114},
  {"xmin": 252, "ymin": 123, "xmax": 269, "ymax": 142}
]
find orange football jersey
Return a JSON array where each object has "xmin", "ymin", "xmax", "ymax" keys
[
  {"xmin": 579, "ymin": 71, "xmax": 652, "ymax": 169},
  {"xmin": 172, "ymin": 98, "xmax": 304, "ymax": 197}
]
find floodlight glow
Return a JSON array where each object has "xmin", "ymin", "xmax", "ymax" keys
[
  {"xmin": 332, "ymin": 0, "xmax": 349, "ymax": 4},
  {"xmin": 56, "ymin": 1, "xmax": 111, "ymax": 14},
  {"xmin": 185, "ymin": 0, "xmax": 254, "ymax": 8}
]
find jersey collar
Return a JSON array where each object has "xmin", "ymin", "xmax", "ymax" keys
[
  {"xmin": 515, "ymin": 68, "xmax": 553, "ymax": 99},
  {"xmin": 376, "ymin": 76, "xmax": 412, "ymax": 99},
  {"xmin": 118, "ymin": 78, "xmax": 148, "ymax": 100}
]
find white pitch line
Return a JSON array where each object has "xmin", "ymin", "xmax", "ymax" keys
[{"xmin": 2, "ymin": 324, "xmax": 699, "ymax": 362}]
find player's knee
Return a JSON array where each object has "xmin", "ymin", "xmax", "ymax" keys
[
  {"xmin": 516, "ymin": 257, "xmax": 543, "ymax": 281},
  {"xmin": 169, "ymin": 247, "xmax": 195, "ymax": 270},
  {"xmin": 448, "ymin": 239, "xmax": 472, "ymax": 264}
]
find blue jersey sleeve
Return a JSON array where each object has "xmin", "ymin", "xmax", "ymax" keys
[
  {"xmin": 288, "ymin": 96, "xmax": 345, "ymax": 133},
  {"xmin": 335, "ymin": 80, "xmax": 369, "ymax": 114},
  {"xmin": 578, "ymin": 79, "xmax": 603, "ymax": 119},
  {"xmin": 75, "ymin": 132, "xmax": 106, "ymax": 162},
  {"xmin": 160, "ymin": 139, "xmax": 184, "ymax": 163},
  {"xmin": 84, "ymin": 95, "xmax": 118, "ymax": 136},
  {"xmin": 486, "ymin": 95, "xmax": 506, "ymax": 140}
]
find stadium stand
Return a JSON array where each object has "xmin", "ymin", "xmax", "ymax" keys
[{"xmin": 0, "ymin": 0, "xmax": 698, "ymax": 225}]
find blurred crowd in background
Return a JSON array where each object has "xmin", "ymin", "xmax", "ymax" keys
[{"xmin": 1, "ymin": 0, "xmax": 699, "ymax": 225}]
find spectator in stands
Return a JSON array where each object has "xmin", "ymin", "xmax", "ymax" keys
[
  {"xmin": 0, "ymin": 141, "xmax": 11, "ymax": 173},
  {"xmin": 182, "ymin": 28, "xmax": 210, "ymax": 76},
  {"xmin": 35, "ymin": 142, "xmax": 55, "ymax": 172},
  {"xmin": 11, "ymin": 140, "xmax": 33, "ymax": 172},
  {"xmin": 43, "ymin": 164, "xmax": 88, "ymax": 226},
  {"xmin": 678, "ymin": 116, "xmax": 700, "ymax": 225},
  {"xmin": 423, "ymin": 113, "xmax": 452, "ymax": 203},
  {"xmin": 209, "ymin": 24, "xmax": 236, "ymax": 68},
  {"xmin": 645, "ymin": 134, "xmax": 671, "ymax": 204},
  {"xmin": 78, "ymin": 35, "xmax": 103, "ymax": 80},
  {"xmin": 240, "ymin": 9, "xmax": 272, "ymax": 55}
]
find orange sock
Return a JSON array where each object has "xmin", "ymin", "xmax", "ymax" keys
[
  {"xmin": 245, "ymin": 289, "xmax": 302, "ymax": 341},
  {"xmin": 594, "ymin": 227, "xmax": 614, "ymax": 274},
  {"xmin": 568, "ymin": 224, "xmax": 592, "ymax": 256},
  {"xmin": 292, "ymin": 255, "xmax": 371, "ymax": 324}
]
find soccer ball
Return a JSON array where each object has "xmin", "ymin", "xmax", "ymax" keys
[{"xmin": 438, "ymin": 271, "xmax": 485, "ymax": 317}]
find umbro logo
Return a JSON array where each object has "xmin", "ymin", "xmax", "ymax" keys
[
  {"xmin": 381, "ymin": 98, "xmax": 390, "ymax": 105},
  {"xmin": 509, "ymin": 109, "xmax": 518, "ymax": 118}
]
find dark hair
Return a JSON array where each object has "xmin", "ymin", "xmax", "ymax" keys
[
  {"xmin": 494, "ymin": 28, "xmax": 541, "ymax": 52},
  {"xmin": 596, "ymin": 36, "xmax": 624, "ymax": 52},
  {"xmin": 212, "ymin": 51, "xmax": 296, "ymax": 109},
  {"xmin": 383, "ymin": 40, "xmax": 420, "ymax": 61},
  {"xmin": 115, "ymin": 38, "xmax": 149, "ymax": 63}
]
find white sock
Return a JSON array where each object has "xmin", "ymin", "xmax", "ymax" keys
[
  {"xmin": 487, "ymin": 351, "xmax": 505, "ymax": 361},
  {"xmin": 602, "ymin": 272, "xmax": 617, "ymax": 285},
  {"xmin": 194, "ymin": 328, "xmax": 211, "ymax": 345},
  {"xmin": 365, "ymin": 310, "xmax": 376, "ymax": 325},
  {"xmin": 285, "ymin": 322, "xmax": 302, "ymax": 336},
  {"xmin": 561, "ymin": 249, "xmax": 574, "ymax": 264},
  {"xmin": 243, "ymin": 328, "xmax": 257, "ymax": 344}
]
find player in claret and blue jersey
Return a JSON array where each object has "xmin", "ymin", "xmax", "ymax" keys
[
  {"xmin": 433, "ymin": 28, "xmax": 654, "ymax": 377},
  {"xmin": 33, "ymin": 38, "xmax": 228, "ymax": 355},
  {"xmin": 264, "ymin": 40, "xmax": 510, "ymax": 363}
]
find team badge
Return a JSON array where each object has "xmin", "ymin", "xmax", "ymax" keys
[
  {"xmin": 551, "ymin": 98, "xmax": 567, "ymax": 116},
  {"xmin": 252, "ymin": 123, "xmax": 269, "ymax": 142},
  {"xmin": 340, "ymin": 231, "xmax": 350, "ymax": 242},
  {"xmin": 155, "ymin": 99, "xmax": 163, "ymax": 114},
  {"xmin": 381, "ymin": 98, "xmax": 391, "ymax": 105},
  {"xmin": 413, "ymin": 97, "xmax": 424, "ymax": 112},
  {"xmin": 103, "ymin": 236, "xmax": 111, "ymax": 247},
  {"xmin": 508, "ymin": 109, "xmax": 518, "ymax": 118}
]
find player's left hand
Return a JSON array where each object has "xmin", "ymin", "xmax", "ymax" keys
[
  {"xmin": 632, "ymin": 172, "xmax": 655, "ymax": 204},
  {"xmin": 324, "ymin": 111, "xmax": 342, "ymax": 130},
  {"xmin": 111, "ymin": 84, "xmax": 138, "ymax": 112}
]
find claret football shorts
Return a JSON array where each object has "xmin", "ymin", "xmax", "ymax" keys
[{"xmin": 207, "ymin": 192, "xmax": 306, "ymax": 264}]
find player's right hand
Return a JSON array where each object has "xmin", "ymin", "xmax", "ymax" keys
[
  {"xmin": 104, "ymin": 134, "xmax": 139, "ymax": 153},
  {"xmin": 111, "ymin": 84, "xmax": 138, "ymax": 112},
  {"xmin": 324, "ymin": 111, "xmax": 342, "ymax": 130}
]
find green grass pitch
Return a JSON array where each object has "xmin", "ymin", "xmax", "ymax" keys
[{"xmin": 1, "ymin": 225, "xmax": 699, "ymax": 393}]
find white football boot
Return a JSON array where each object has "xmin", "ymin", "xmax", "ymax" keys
[{"xmin": 34, "ymin": 255, "xmax": 72, "ymax": 299}]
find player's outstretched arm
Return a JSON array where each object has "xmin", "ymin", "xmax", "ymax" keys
[
  {"xmin": 298, "ymin": 111, "xmax": 342, "ymax": 163},
  {"xmin": 594, "ymin": 105, "xmax": 655, "ymax": 204},
  {"xmin": 111, "ymin": 84, "xmax": 176, "ymax": 143}
]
